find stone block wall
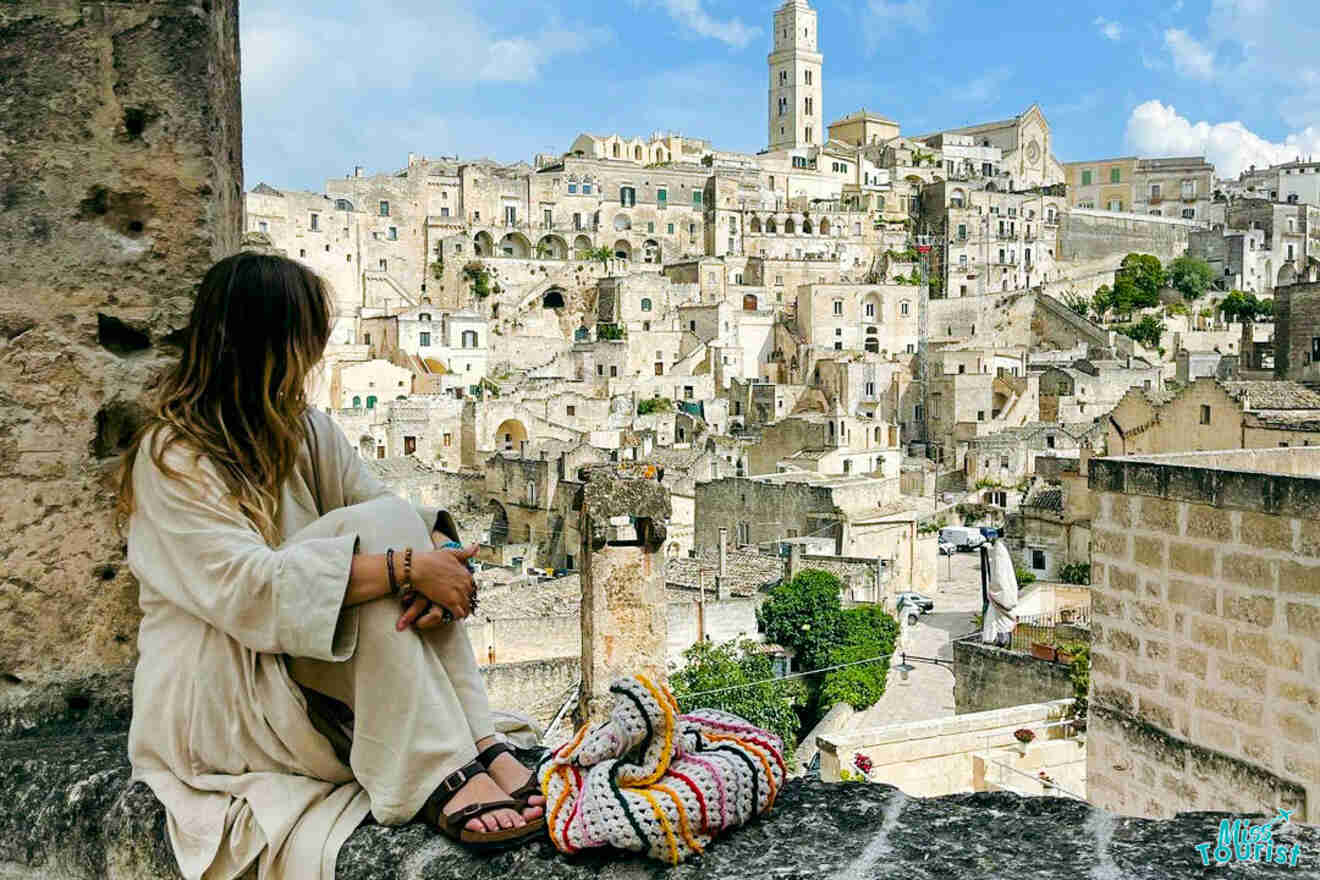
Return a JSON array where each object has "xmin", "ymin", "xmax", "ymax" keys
[
  {"xmin": 1274, "ymin": 279, "xmax": 1320, "ymax": 383},
  {"xmin": 478, "ymin": 657, "xmax": 577, "ymax": 727},
  {"xmin": 0, "ymin": 1, "xmax": 241, "ymax": 722},
  {"xmin": 952, "ymin": 639, "xmax": 1075, "ymax": 715},
  {"xmin": 1087, "ymin": 450, "xmax": 1320, "ymax": 821}
]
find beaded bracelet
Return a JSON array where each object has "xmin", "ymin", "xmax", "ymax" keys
[{"xmin": 402, "ymin": 547, "xmax": 413, "ymax": 591}]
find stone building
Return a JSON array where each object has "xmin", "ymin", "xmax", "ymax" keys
[
  {"xmin": 1063, "ymin": 156, "xmax": 1215, "ymax": 222},
  {"xmin": 1037, "ymin": 356, "xmax": 1163, "ymax": 423},
  {"xmin": 1087, "ymin": 448, "xmax": 1320, "ymax": 821},
  {"xmin": 1225, "ymin": 199, "xmax": 1320, "ymax": 288},
  {"xmin": 963, "ymin": 422, "xmax": 1103, "ymax": 488},
  {"xmin": 1106, "ymin": 378, "xmax": 1320, "ymax": 456},
  {"xmin": 1187, "ymin": 225, "xmax": 1270, "ymax": 294},
  {"xmin": 1273, "ymin": 276, "xmax": 1320, "ymax": 383}
]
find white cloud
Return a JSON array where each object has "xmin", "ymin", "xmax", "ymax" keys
[
  {"xmin": 959, "ymin": 67, "xmax": 1011, "ymax": 104},
  {"xmin": 864, "ymin": 0, "xmax": 933, "ymax": 50},
  {"xmin": 640, "ymin": 0, "xmax": 760, "ymax": 48},
  {"xmin": 1125, "ymin": 100, "xmax": 1320, "ymax": 176},
  {"xmin": 1094, "ymin": 16, "xmax": 1122, "ymax": 41},
  {"xmin": 1164, "ymin": 28, "xmax": 1215, "ymax": 79}
]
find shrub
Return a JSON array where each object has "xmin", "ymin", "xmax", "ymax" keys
[
  {"xmin": 670, "ymin": 638, "xmax": 807, "ymax": 754},
  {"xmin": 819, "ymin": 605, "xmax": 900, "ymax": 711},
  {"xmin": 462, "ymin": 261, "xmax": 491, "ymax": 299},
  {"xmin": 596, "ymin": 323, "xmax": 626, "ymax": 341},
  {"xmin": 1168, "ymin": 255, "xmax": 1214, "ymax": 301},
  {"xmin": 1059, "ymin": 562, "xmax": 1091, "ymax": 585},
  {"xmin": 1014, "ymin": 565, "xmax": 1037, "ymax": 586},
  {"xmin": 1062, "ymin": 642, "xmax": 1090, "ymax": 727},
  {"xmin": 637, "ymin": 396, "xmax": 673, "ymax": 415}
]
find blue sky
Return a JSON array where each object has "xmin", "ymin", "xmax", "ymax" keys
[{"xmin": 241, "ymin": 0, "xmax": 1320, "ymax": 192}]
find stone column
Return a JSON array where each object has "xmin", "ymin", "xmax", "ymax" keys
[
  {"xmin": 576, "ymin": 465, "xmax": 671, "ymax": 724},
  {"xmin": 0, "ymin": 1, "xmax": 241, "ymax": 731}
]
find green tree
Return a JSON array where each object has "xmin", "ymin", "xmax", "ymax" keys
[
  {"xmin": 636, "ymin": 396, "xmax": 674, "ymax": 415},
  {"xmin": 670, "ymin": 638, "xmax": 807, "ymax": 753},
  {"xmin": 578, "ymin": 245, "xmax": 613, "ymax": 266},
  {"xmin": 757, "ymin": 569, "xmax": 845, "ymax": 672},
  {"xmin": 1061, "ymin": 290, "xmax": 1090, "ymax": 318},
  {"xmin": 1220, "ymin": 289, "xmax": 1273, "ymax": 323},
  {"xmin": 1091, "ymin": 284, "xmax": 1113, "ymax": 321},
  {"xmin": 1117, "ymin": 253, "xmax": 1167, "ymax": 305},
  {"xmin": 462, "ymin": 261, "xmax": 491, "ymax": 299},
  {"xmin": 819, "ymin": 606, "xmax": 900, "ymax": 711},
  {"xmin": 1117, "ymin": 314, "xmax": 1166, "ymax": 349},
  {"xmin": 1167, "ymin": 255, "xmax": 1214, "ymax": 300}
]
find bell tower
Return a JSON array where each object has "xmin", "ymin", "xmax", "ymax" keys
[{"xmin": 767, "ymin": 0, "xmax": 823, "ymax": 152}]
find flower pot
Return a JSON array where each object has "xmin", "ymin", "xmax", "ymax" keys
[{"xmin": 1029, "ymin": 642, "xmax": 1056, "ymax": 662}]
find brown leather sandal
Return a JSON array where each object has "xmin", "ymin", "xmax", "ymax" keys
[
  {"xmin": 420, "ymin": 760, "xmax": 543, "ymax": 851},
  {"xmin": 477, "ymin": 742, "xmax": 546, "ymax": 814}
]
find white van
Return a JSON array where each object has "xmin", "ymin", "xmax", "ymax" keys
[{"xmin": 939, "ymin": 526, "xmax": 986, "ymax": 551}]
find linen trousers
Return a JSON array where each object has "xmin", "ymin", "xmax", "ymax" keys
[{"xmin": 284, "ymin": 494, "xmax": 496, "ymax": 826}]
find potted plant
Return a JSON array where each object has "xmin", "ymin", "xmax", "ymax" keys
[
  {"xmin": 1038, "ymin": 770, "xmax": 1055, "ymax": 792},
  {"xmin": 1013, "ymin": 727, "xmax": 1035, "ymax": 756},
  {"xmin": 1029, "ymin": 641, "xmax": 1056, "ymax": 662}
]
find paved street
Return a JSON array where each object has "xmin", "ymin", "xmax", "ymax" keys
[{"xmin": 867, "ymin": 548, "xmax": 984, "ymax": 724}]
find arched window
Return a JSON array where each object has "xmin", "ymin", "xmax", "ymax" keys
[
  {"xmin": 640, "ymin": 298, "xmax": 653, "ymax": 312},
  {"xmin": 634, "ymin": 145, "xmax": 643, "ymax": 161},
  {"xmin": 900, "ymin": 301, "xmax": 910, "ymax": 316},
  {"xmin": 461, "ymin": 330, "xmax": 478, "ymax": 348},
  {"xmin": 767, "ymin": 218, "xmax": 778, "ymax": 234},
  {"xmin": 620, "ymin": 186, "xmax": 636, "ymax": 207},
  {"xmin": 613, "ymin": 143, "xmax": 620, "ymax": 158},
  {"xmin": 419, "ymin": 313, "xmax": 431, "ymax": 321},
  {"xmin": 802, "ymin": 218, "xmax": 813, "ymax": 234},
  {"xmin": 527, "ymin": 480, "xmax": 537, "ymax": 505},
  {"xmin": 352, "ymin": 395, "xmax": 361, "ymax": 408},
  {"xmin": 366, "ymin": 395, "xmax": 377, "ymax": 409},
  {"xmin": 784, "ymin": 218, "xmax": 796, "ymax": 234},
  {"xmin": 750, "ymin": 216, "xmax": 762, "ymax": 233}
]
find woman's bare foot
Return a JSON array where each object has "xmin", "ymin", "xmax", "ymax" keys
[
  {"xmin": 442, "ymin": 772, "xmax": 527, "ymax": 833},
  {"xmin": 476, "ymin": 737, "xmax": 546, "ymax": 822}
]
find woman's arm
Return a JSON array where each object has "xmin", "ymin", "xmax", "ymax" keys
[{"xmin": 345, "ymin": 547, "xmax": 479, "ymax": 623}]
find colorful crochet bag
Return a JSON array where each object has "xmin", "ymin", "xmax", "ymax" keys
[{"xmin": 536, "ymin": 674, "xmax": 786, "ymax": 865}]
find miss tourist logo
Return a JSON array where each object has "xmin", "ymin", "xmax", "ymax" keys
[{"xmin": 1193, "ymin": 809, "xmax": 1303, "ymax": 867}]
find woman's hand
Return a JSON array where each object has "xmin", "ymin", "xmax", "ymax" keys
[{"xmin": 395, "ymin": 543, "xmax": 478, "ymax": 631}]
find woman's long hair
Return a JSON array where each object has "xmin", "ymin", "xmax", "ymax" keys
[{"xmin": 117, "ymin": 252, "xmax": 333, "ymax": 546}]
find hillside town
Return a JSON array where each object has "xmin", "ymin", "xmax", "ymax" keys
[
  {"xmin": 4, "ymin": 0, "xmax": 1320, "ymax": 874},
  {"xmin": 234, "ymin": 0, "xmax": 1320, "ymax": 820}
]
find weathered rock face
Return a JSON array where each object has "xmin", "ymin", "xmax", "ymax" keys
[
  {"xmin": 3, "ymin": 731, "xmax": 1317, "ymax": 879},
  {"xmin": 0, "ymin": 1, "xmax": 242, "ymax": 725}
]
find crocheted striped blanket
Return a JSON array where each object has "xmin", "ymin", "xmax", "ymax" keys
[{"xmin": 536, "ymin": 675, "xmax": 786, "ymax": 865}]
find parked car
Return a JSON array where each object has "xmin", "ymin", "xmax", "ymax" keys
[
  {"xmin": 979, "ymin": 526, "xmax": 1000, "ymax": 540},
  {"xmin": 938, "ymin": 541, "xmax": 957, "ymax": 556},
  {"xmin": 895, "ymin": 591, "xmax": 935, "ymax": 613},
  {"xmin": 939, "ymin": 526, "xmax": 986, "ymax": 551}
]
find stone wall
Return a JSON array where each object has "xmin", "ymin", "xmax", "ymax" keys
[
  {"xmin": 1274, "ymin": 279, "xmax": 1320, "ymax": 383},
  {"xmin": 0, "ymin": 0, "xmax": 242, "ymax": 720},
  {"xmin": 817, "ymin": 699, "xmax": 1085, "ymax": 799},
  {"xmin": 665, "ymin": 598, "xmax": 761, "ymax": 661},
  {"xmin": 952, "ymin": 639, "xmax": 1075, "ymax": 715},
  {"xmin": 478, "ymin": 657, "xmax": 577, "ymax": 727},
  {"xmin": 1087, "ymin": 449, "xmax": 1320, "ymax": 821},
  {"xmin": 1058, "ymin": 208, "xmax": 1199, "ymax": 263}
]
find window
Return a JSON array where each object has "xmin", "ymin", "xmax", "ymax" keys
[
  {"xmin": 692, "ymin": 191, "xmax": 703, "ymax": 206},
  {"xmin": 689, "ymin": 320, "xmax": 697, "ymax": 331},
  {"xmin": 1109, "ymin": 167, "xmax": 1121, "ymax": 184},
  {"xmin": 977, "ymin": 410, "xmax": 985, "ymax": 421},
  {"xmin": 366, "ymin": 395, "xmax": 377, "ymax": 409},
  {"xmin": 1181, "ymin": 180, "xmax": 1195, "ymax": 199},
  {"xmin": 309, "ymin": 213, "xmax": 319, "ymax": 231},
  {"xmin": 1032, "ymin": 549, "xmax": 1046, "ymax": 570},
  {"xmin": 443, "ymin": 432, "xmax": 452, "ymax": 447},
  {"xmin": 1150, "ymin": 184, "xmax": 1161, "ymax": 199},
  {"xmin": 379, "ymin": 201, "xmax": 389, "ymax": 216},
  {"xmin": 1046, "ymin": 434, "xmax": 1056, "ymax": 449},
  {"xmin": 1081, "ymin": 170, "xmax": 1093, "ymax": 186},
  {"xmin": 1200, "ymin": 404, "xmax": 1211, "ymax": 425},
  {"xmin": 504, "ymin": 205, "xmax": 516, "ymax": 225},
  {"xmin": 351, "ymin": 396, "xmax": 361, "ymax": 408},
  {"xmin": 864, "ymin": 302, "xmax": 875, "ymax": 318},
  {"xmin": 684, "ymin": 386, "xmax": 694, "ymax": 399},
  {"xmin": 298, "ymin": 248, "xmax": 305, "ymax": 257},
  {"xmin": 419, "ymin": 332, "xmax": 431, "ymax": 347},
  {"xmin": 363, "ymin": 333, "xmax": 371, "ymax": 345},
  {"xmin": 805, "ymin": 126, "xmax": 813, "ymax": 144},
  {"xmin": 640, "ymin": 298, "xmax": 652, "ymax": 312},
  {"xmin": 647, "ymin": 221, "xmax": 654, "ymax": 233},
  {"xmin": 804, "ymin": 97, "xmax": 813, "ymax": 116},
  {"xmin": 582, "ymin": 184, "xmax": 591, "ymax": 195},
  {"xmin": 568, "ymin": 183, "xmax": 578, "ymax": 194},
  {"xmin": 620, "ymin": 186, "xmax": 636, "ymax": 207},
  {"xmin": 441, "ymin": 207, "xmax": 450, "ymax": 217},
  {"xmin": 596, "ymin": 364, "xmax": 604, "ymax": 376},
  {"xmin": 387, "ymin": 226, "xmax": 397, "ymax": 241},
  {"xmin": 1108, "ymin": 199, "xmax": 1123, "ymax": 212},
  {"xmin": 657, "ymin": 188, "xmax": 666, "ymax": 205},
  {"xmin": 865, "ymin": 381, "xmax": 875, "ymax": 396},
  {"xmin": 900, "ymin": 301, "xmax": 910, "ymax": 316},
  {"xmin": 404, "ymin": 436, "xmax": 416, "ymax": 455},
  {"xmin": 833, "ymin": 300, "xmax": 843, "ymax": 315},
  {"xmin": 957, "ymin": 224, "xmax": 966, "ymax": 240},
  {"xmin": 805, "ymin": 69, "xmax": 812, "ymax": 84},
  {"xmin": 667, "ymin": 223, "xmax": 675, "ymax": 234},
  {"xmin": 834, "ymin": 342, "xmax": 842, "ymax": 350}
]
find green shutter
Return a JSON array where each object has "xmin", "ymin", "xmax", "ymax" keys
[
  {"xmin": 1081, "ymin": 170, "xmax": 1092, "ymax": 186},
  {"xmin": 693, "ymin": 191, "xmax": 702, "ymax": 205},
  {"xmin": 1110, "ymin": 167, "xmax": 1121, "ymax": 183}
]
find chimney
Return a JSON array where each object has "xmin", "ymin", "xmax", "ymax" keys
[
  {"xmin": 716, "ymin": 527, "xmax": 729, "ymax": 601},
  {"xmin": 789, "ymin": 541, "xmax": 802, "ymax": 580}
]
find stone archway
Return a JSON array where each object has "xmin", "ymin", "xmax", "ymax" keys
[
  {"xmin": 474, "ymin": 231, "xmax": 494, "ymax": 257},
  {"xmin": 537, "ymin": 234, "xmax": 567, "ymax": 260},
  {"xmin": 495, "ymin": 418, "xmax": 529, "ymax": 455},
  {"xmin": 573, "ymin": 234, "xmax": 592, "ymax": 257},
  {"xmin": 488, "ymin": 500, "xmax": 509, "ymax": 546},
  {"xmin": 613, "ymin": 239, "xmax": 633, "ymax": 261},
  {"xmin": 498, "ymin": 232, "xmax": 530, "ymax": 258}
]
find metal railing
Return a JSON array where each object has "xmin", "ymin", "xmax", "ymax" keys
[{"xmin": 1009, "ymin": 606, "xmax": 1091, "ymax": 656}]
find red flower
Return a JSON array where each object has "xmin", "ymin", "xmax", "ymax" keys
[{"xmin": 852, "ymin": 753, "xmax": 874, "ymax": 774}]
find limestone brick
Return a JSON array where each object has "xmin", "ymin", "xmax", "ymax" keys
[
  {"xmin": 1139, "ymin": 497, "xmax": 1180, "ymax": 534},
  {"xmin": 1278, "ymin": 559, "xmax": 1320, "ymax": 597},
  {"xmin": 1132, "ymin": 535, "xmax": 1165, "ymax": 569},
  {"xmin": 1167, "ymin": 579, "xmax": 1217, "ymax": 615},
  {"xmin": 1221, "ymin": 592, "xmax": 1275, "ymax": 629},
  {"xmin": 1184, "ymin": 505, "xmax": 1233, "ymax": 542},
  {"xmin": 1220, "ymin": 552, "xmax": 1274, "ymax": 589},
  {"xmin": 1190, "ymin": 618, "xmax": 1228, "ymax": 652},
  {"xmin": 0, "ymin": 0, "xmax": 242, "ymax": 712},
  {"xmin": 1239, "ymin": 510, "xmax": 1294, "ymax": 552},
  {"xmin": 1168, "ymin": 541, "xmax": 1214, "ymax": 578}
]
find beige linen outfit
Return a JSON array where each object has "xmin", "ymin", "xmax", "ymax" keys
[{"xmin": 127, "ymin": 408, "xmax": 493, "ymax": 880}]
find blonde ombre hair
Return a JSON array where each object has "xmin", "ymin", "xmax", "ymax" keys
[{"xmin": 117, "ymin": 252, "xmax": 333, "ymax": 546}]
